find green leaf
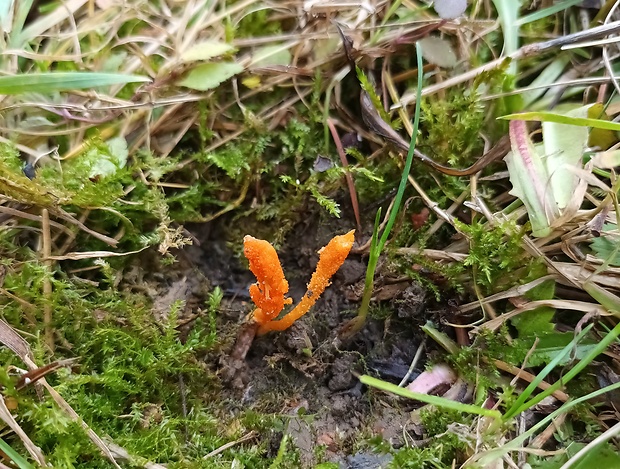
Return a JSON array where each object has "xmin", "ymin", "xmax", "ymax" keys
[
  {"xmin": 180, "ymin": 41, "xmax": 236, "ymax": 62},
  {"xmin": 505, "ymin": 120, "xmax": 556, "ymax": 237},
  {"xmin": 360, "ymin": 375, "xmax": 502, "ymax": 418},
  {"xmin": 178, "ymin": 62, "xmax": 244, "ymax": 91},
  {"xmin": 0, "ymin": 438, "xmax": 34, "ymax": 469},
  {"xmin": 0, "ymin": 72, "xmax": 150, "ymax": 94},
  {"xmin": 518, "ymin": 333, "xmax": 598, "ymax": 367},
  {"xmin": 562, "ymin": 442, "xmax": 620, "ymax": 469},
  {"xmin": 541, "ymin": 105, "xmax": 590, "ymax": 209},
  {"xmin": 512, "ymin": 307, "xmax": 556, "ymax": 337},
  {"xmin": 501, "ymin": 111, "xmax": 620, "ymax": 131},
  {"xmin": 590, "ymin": 224, "xmax": 620, "ymax": 267},
  {"xmin": 251, "ymin": 44, "xmax": 292, "ymax": 67},
  {"xmin": 87, "ymin": 137, "xmax": 129, "ymax": 179}
]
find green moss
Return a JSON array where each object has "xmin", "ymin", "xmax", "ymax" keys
[
  {"xmin": 0, "ymin": 260, "xmax": 244, "ymax": 467},
  {"xmin": 390, "ymin": 445, "xmax": 457, "ymax": 469},
  {"xmin": 456, "ymin": 218, "xmax": 532, "ymax": 293},
  {"xmin": 447, "ymin": 327, "xmax": 529, "ymax": 393},
  {"xmin": 235, "ymin": 9, "xmax": 282, "ymax": 39},
  {"xmin": 419, "ymin": 92, "xmax": 485, "ymax": 169}
]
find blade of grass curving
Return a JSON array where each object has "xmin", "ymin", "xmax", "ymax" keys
[
  {"xmin": 0, "ymin": 438, "xmax": 34, "ymax": 469},
  {"xmin": 360, "ymin": 375, "xmax": 502, "ymax": 419},
  {"xmin": 514, "ymin": 321, "xmax": 620, "ymax": 415},
  {"xmin": 501, "ymin": 112, "xmax": 620, "ymax": 131},
  {"xmin": 0, "ymin": 72, "xmax": 150, "ymax": 95},
  {"xmin": 516, "ymin": 0, "xmax": 583, "ymax": 26},
  {"xmin": 357, "ymin": 208, "xmax": 382, "ymax": 320},
  {"xmin": 5, "ymin": 0, "xmax": 34, "ymax": 44},
  {"xmin": 502, "ymin": 324, "xmax": 593, "ymax": 420},
  {"xmin": 11, "ymin": 0, "xmax": 88, "ymax": 47},
  {"xmin": 341, "ymin": 43, "xmax": 423, "ymax": 338},
  {"xmin": 376, "ymin": 43, "xmax": 423, "ymax": 251},
  {"xmin": 477, "ymin": 380, "xmax": 620, "ymax": 465}
]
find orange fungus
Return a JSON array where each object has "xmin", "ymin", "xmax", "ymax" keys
[
  {"xmin": 257, "ymin": 230, "xmax": 355, "ymax": 335},
  {"xmin": 243, "ymin": 236, "xmax": 292, "ymax": 325}
]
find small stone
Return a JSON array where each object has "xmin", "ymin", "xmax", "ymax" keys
[{"xmin": 434, "ymin": 0, "xmax": 467, "ymax": 20}]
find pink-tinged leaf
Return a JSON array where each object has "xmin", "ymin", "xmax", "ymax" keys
[
  {"xmin": 505, "ymin": 120, "xmax": 556, "ymax": 237},
  {"xmin": 406, "ymin": 363, "xmax": 457, "ymax": 394}
]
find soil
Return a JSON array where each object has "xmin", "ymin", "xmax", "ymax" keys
[{"xmin": 172, "ymin": 215, "xmax": 442, "ymax": 467}]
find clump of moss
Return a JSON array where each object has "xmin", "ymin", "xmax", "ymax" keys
[
  {"xmin": 447, "ymin": 326, "xmax": 530, "ymax": 393},
  {"xmin": 456, "ymin": 218, "xmax": 530, "ymax": 293},
  {"xmin": 419, "ymin": 90, "xmax": 485, "ymax": 169}
]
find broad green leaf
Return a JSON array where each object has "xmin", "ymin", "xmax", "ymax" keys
[
  {"xmin": 525, "ymin": 278, "xmax": 555, "ymax": 301},
  {"xmin": 512, "ymin": 307, "xmax": 555, "ymax": 337},
  {"xmin": 527, "ymin": 442, "xmax": 620, "ymax": 468},
  {"xmin": 504, "ymin": 105, "xmax": 592, "ymax": 237},
  {"xmin": 251, "ymin": 44, "xmax": 292, "ymax": 67},
  {"xmin": 590, "ymin": 224, "xmax": 620, "ymax": 266},
  {"xmin": 510, "ymin": 281, "xmax": 596, "ymax": 367},
  {"xmin": 504, "ymin": 120, "xmax": 556, "ymax": 237},
  {"xmin": 515, "ymin": 333, "xmax": 598, "ymax": 367},
  {"xmin": 178, "ymin": 62, "xmax": 244, "ymax": 91},
  {"xmin": 542, "ymin": 104, "xmax": 589, "ymax": 209},
  {"xmin": 565, "ymin": 442, "xmax": 620, "ymax": 469},
  {"xmin": 501, "ymin": 111, "xmax": 620, "ymax": 131},
  {"xmin": 0, "ymin": 72, "xmax": 150, "ymax": 95},
  {"xmin": 180, "ymin": 40, "xmax": 236, "ymax": 62}
]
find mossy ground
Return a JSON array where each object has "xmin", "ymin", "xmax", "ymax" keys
[{"xmin": 1, "ymin": 2, "xmax": 619, "ymax": 468}]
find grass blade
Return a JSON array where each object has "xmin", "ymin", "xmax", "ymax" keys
[
  {"xmin": 501, "ymin": 111, "xmax": 620, "ymax": 131},
  {"xmin": 477, "ymin": 380, "xmax": 620, "ymax": 465},
  {"xmin": 516, "ymin": 321, "xmax": 620, "ymax": 414},
  {"xmin": 516, "ymin": 0, "xmax": 583, "ymax": 26},
  {"xmin": 0, "ymin": 438, "xmax": 34, "ymax": 469},
  {"xmin": 0, "ymin": 72, "xmax": 150, "ymax": 94},
  {"xmin": 502, "ymin": 325, "xmax": 593, "ymax": 420},
  {"xmin": 360, "ymin": 375, "xmax": 502, "ymax": 418}
]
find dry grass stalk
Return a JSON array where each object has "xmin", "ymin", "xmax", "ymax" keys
[{"xmin": 41, "ymin": 208, "xmax": 54, "ymax": 352}]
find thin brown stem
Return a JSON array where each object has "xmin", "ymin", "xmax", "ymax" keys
[{"xmin": 41, "ymin": 209, "xmax": 54, "ymax": 353}]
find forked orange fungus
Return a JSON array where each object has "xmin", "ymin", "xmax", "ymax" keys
[{"xmin": 243, "ymin": 230, "xmax": 355, "ymax": 335}]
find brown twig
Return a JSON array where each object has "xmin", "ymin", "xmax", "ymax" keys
[
  {"xmin": 327, "ymin": 118, "xmax": 362, "ymax": 232},
  {"xmin": 41, "ymin": 209, "xmax": 54, "ymax": 353}
]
